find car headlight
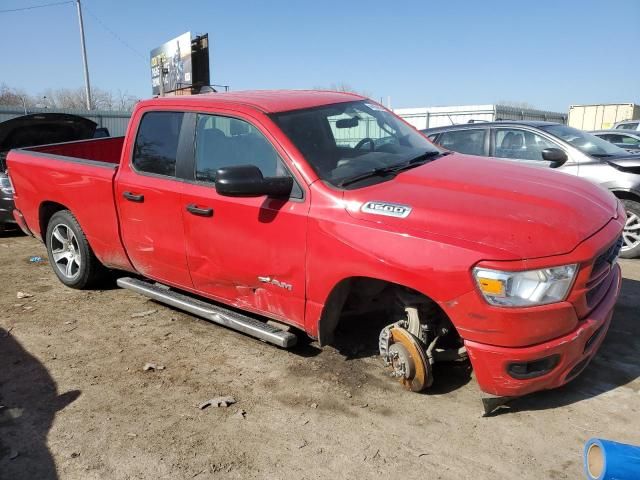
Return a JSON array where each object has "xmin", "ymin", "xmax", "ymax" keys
[{"xmin": 473, "ymin": 264, "xmax": 578, "ymax": 307}]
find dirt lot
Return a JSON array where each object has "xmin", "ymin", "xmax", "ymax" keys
[{"xmin": 0, "ymin": 232, "xmax": 638, "ymax": 480}]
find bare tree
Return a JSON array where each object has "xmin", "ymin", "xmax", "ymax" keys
[
  {"xmin": 497, "ymin": 100, "xmax": 538, "ymax": 110},
  {"xmin": 0, "ymin": 84, "xmax": 140, "ymax": 112},
  {"xmin": 313, "ymin": 83, "xmax": 372, "ymax": 98},
  {"xmin": 0, "ymin": 83, "xmax": 34, "ymax": 109},
  {"xmin": 114, "ymin": 90, "xmax": 139, "ymax": 111}
]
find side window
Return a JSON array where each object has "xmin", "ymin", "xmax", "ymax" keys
[
  {"xmin": 621, "ymin": 135, "xmax": 640, "ymax": 146},
  {"xmin": 195, "ymin": 114, "xmax": 302, "ymax": 197},
  {"xmin": 437, "ymin": 129, "xmax": 486, "ymax": 156},
  {"xmin": 133, "ymin": 111, "xmax": 184, "ymax": 176},
  {"xmin": 494, "ymin": 128, "xmax": 558, "ymax": 161},
  {"xmin": 617, "ymin": 122, "xmax": 638, "ymax": 130},
  {"xmin": 600, "ymin": 134, "xmax": 625, "ymax": 144}
]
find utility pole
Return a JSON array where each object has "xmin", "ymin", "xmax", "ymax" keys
[
  {"xmin": 159, "ymin": 58, "xmax": 165, "ymax": 97},
  {"xmin": 75, "ymin": 0, "xmax": 92, "ymax": 110}
]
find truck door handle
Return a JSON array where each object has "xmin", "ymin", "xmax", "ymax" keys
[
  {"xmin": 186, "ymin": 204, "xmax": 214, "ymax": 217},
  {"xmin": 123, "ymin": 191, "xmax": 144, "ymax": 202}
]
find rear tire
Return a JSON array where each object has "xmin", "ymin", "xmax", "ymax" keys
[
  {"xmin": 45, "ymin": 210, "xmax": 105, "ymax": 289},
  {"xmin": 620, "ymin": 200, "xmax": 640, "ymax": 259}
]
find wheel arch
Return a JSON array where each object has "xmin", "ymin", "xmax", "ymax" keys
[
  {"xmin": 316, "ymin": 275, "xmax": 445, "ymax": 347},
  {"xmin": 610, "ymin": 188, "xmax": 640, "ymax": 203},
  {"xmin": 39, "ymin": 201, "xmax": 70, "ymax": 243}
]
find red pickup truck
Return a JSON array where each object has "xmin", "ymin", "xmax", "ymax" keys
[{"xmin": 7, "ymin": 91, "xmax": 624, "ymax": 409}]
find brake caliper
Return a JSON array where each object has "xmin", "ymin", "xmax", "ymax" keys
[{"xmin": 379, "ymin": 319, "xmax": 433, "ymax": 392}]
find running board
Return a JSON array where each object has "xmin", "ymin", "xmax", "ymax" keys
[{"xmin": 116, "ymin": 277, "xmax": 297, "ymax": 348}]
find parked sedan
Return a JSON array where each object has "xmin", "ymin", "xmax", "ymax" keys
[
  {"xmin": 0, "ymin": 113, "xmax": 106, "ymax": 231},
  {"xmin": 423, "ymin": 121, "xmax": 640, "ymax": 258},
  {"xmin": 592, "ymin": 130, "xmax": 640, "ymax": 153}
]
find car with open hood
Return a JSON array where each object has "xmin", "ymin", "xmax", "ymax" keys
[{"xmin": 0, "ymin": 113, "xmax": 102, "ymax": 230}]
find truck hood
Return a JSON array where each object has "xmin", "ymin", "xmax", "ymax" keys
[{"xmin": 344, "ymin": 154, "xmax": 618, "ymax": 259}]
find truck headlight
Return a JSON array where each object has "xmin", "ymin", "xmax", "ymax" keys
[{"xmin": 473, "ymin": 264, "xmax": 578, "ymax": 307}]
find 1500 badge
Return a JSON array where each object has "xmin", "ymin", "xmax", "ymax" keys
[{"xmin": 361, "ymin": 201, "xmax": 412, "ymax": 218}]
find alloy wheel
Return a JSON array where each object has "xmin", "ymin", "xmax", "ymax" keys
[
  {"xmin": 50, "ymin": 224, "xmax": 82, "ymax": 279},
  {"xmin": 622, "ymin": 211, "xmax": 640, "ymax": 252}
]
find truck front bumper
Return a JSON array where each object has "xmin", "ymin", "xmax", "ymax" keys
[{"xmin": 465, "ymin": 263, "xmax": 621, "ymax": 397}]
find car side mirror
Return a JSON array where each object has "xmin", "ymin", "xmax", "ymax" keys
[
  {"xmin": 215, "ymin": 164, "xmax": 293, "ymax": 198},
  {"xmin": 541, "ymin": 148, "xmax": 568, "ymax": 168}
]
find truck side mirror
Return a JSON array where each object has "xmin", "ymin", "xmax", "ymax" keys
[
  {"xmin": 541, "ymin": 148, "xmax": 568, "ymax": 168},
  {"xmin": 214, "ymin": 164, "xmax": 293, "ymax": 198}
]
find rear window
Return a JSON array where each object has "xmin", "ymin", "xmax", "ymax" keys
[{"xmin": 132, "ymin": 111, "xmax": 184, "ymax": 176}]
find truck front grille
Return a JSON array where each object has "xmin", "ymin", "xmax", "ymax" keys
[
  {"xmin": 591, "ymin": 236, "xmax": 623, "ymax": 275},
  {"xmin": 583, "ymin": 236, "xmax": 622, "ymax": 311}
]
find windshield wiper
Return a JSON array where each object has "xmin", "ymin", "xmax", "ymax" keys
[{"xmin": 338, "ymin": 151, "xmax": 446, "ymax": 187}]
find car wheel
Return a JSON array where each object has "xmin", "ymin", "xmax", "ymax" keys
[
  {"xmin": 45, "ymin": 210, "xmax": 105, "ymax": 288},
  {"xmin": 620, "ymin": 200, "xmax": 640, "ymax": 259}
]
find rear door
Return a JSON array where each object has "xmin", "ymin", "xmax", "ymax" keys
[
  {"xmin": 115, "ymin": 110, "xmax": 193, "ymax": 288},
  {"xmin": 435, "ymin": 128, "xmax": 489, "ymax": 156},
  {"xmin": 180, "ymin": 111, "xmax": 308, "ymax": 327}
]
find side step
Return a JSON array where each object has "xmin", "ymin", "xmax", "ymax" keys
[{"xmin": 117, "ymin": 277, "xmax": 297, "ymax": 348}]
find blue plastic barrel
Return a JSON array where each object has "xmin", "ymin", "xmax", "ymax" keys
[{"xmin": 584, "ymin": 438, "xmax": 640, "ymax": 479}]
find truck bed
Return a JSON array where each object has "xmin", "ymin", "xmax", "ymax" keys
[
  {"xmin": 25, "ymin": 136, "xmax": 124, "ymax": 164},
  {"xmin": 7, "ymin": 136, "xmax": 133, "ymax": 271}
]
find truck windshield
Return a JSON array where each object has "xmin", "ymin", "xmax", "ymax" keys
[
  {"xmin": 540, "ymin": 124, "xmax": 629, "ymax": 157},
  {"xmin": 271, "ymin": 100, "xmax": 441, "ymax": 187}
]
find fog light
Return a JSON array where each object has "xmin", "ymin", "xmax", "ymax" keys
[{"xmin": 507, "ymin": 354, "xmax": 560, "ymax": 380}]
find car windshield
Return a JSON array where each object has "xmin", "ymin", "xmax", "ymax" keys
[
  {"xmin": 271, "ymin": 100, "xmax": 441, "ymax": 187},
  {"xmin": 539, "ymin": 124, "xmax": 629, "ymax": 157}
]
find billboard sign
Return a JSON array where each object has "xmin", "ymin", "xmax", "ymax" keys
[{"xmin": 150, "ymin": 32, "xmax": 192, "ymax": 95}]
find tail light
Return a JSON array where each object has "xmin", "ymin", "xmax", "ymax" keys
[{"xmin": 0, "ymin": 172, "xmax": 14, "ymax": 195}]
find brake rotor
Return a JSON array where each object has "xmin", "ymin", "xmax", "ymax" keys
[{"xmin": 387, "ymin": 327, "xmax": 432, "ymax": 392}]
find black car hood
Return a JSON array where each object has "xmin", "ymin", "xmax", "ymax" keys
[
  {"xmin": 0, "ymin": 113, "xmax": 97, "ymax": 168},
  {"xmin": 603, "ymin": 153, "xmax": 640, "ymax": 172}
]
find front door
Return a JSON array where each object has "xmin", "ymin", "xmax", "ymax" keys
[
  {"xmin": 116, "ymin": 110, "xmax": 193, "ymax": 289},
  {"xmin": 181, "ymin": 112, "xmax": 308, "ymax": 327},
  {"xmin": 491, "ymin": 127, "xmax": 579, "ymax": 175}
]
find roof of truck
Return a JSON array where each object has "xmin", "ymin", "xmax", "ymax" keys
[{"xmin": 141, "ymin": 90, "xmax": 365, "ymax": 114}]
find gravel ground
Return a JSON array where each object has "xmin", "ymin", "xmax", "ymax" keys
[{"xmin": 0, "ymin": 232, "xmax": 638, "ymax": 480}]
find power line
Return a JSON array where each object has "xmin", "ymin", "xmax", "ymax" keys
[
  {"xmin": 82, "ymin": 3, "xmax": 147, "ymax": 61},
  {"xmin": 0, "ymin": 0, "xmax": 73, "ymax": 14}
]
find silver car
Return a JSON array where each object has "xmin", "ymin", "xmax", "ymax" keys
[
  {"xmin": 592, "ymin": 130, "xmax": 640, "ymax": 153},
  {"xmin": 423, "ymin": 121, "xmax": 640, "ymax": 258}
]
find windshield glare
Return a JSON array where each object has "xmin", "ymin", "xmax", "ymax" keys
[
  {"xmin": 540, "ymin": 124, "xmax": 629, "ymax": 157},
  {"xmin": 271, "ymin": 100, "xmax": 440, "ymax": 187}
]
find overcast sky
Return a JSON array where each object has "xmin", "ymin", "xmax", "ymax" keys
[{"xmin": 1, "ymin": 0, "xmax": 638, "ymax": 111}]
